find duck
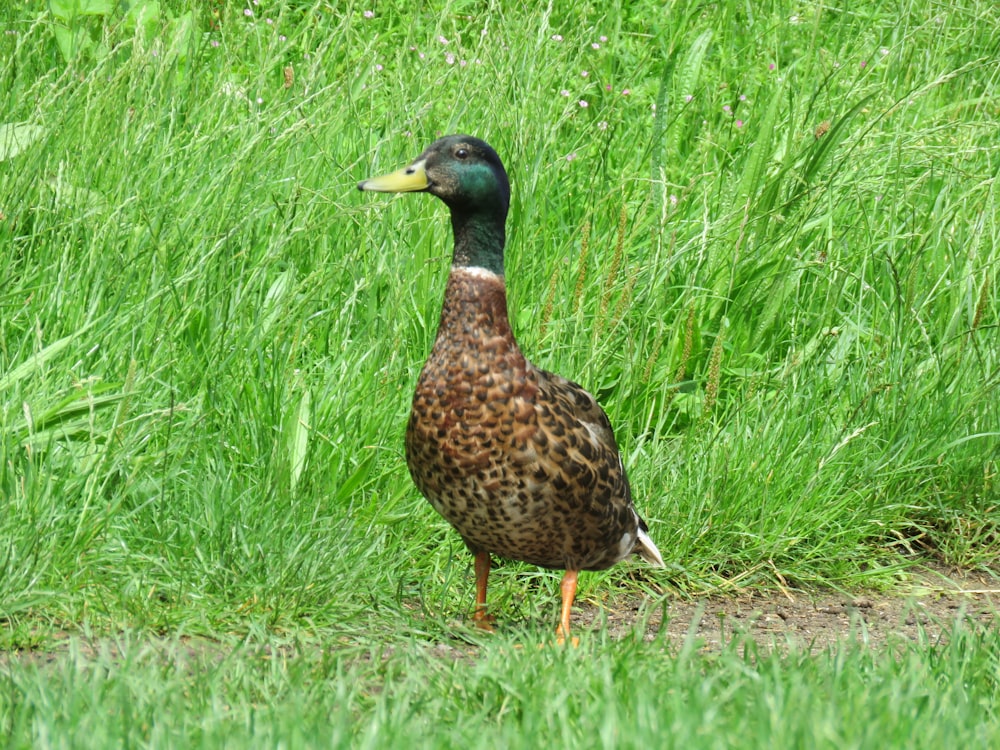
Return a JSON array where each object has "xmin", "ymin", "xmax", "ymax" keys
[{"xmin": 358, "ymin": 135, "xmax": 663, "ymax": 643}]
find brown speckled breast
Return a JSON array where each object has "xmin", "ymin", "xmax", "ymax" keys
[{"xmin": 405, "ymin": 267, "xmax": 641, "ymax": 572}]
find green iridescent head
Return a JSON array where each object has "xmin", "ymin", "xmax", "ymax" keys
[{"xmin": 359, "ymin": 135, "xmax": 510, "ymax": 275}]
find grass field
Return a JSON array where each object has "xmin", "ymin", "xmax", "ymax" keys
[{"xmin": 2, "ymin": 0, "xmax": 999, "ymax": 746}]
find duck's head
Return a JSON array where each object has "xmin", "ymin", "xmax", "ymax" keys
[
  {"xmin": 359, "ymin": 136, "xmax": 511, "ymax": 274},
  {"xmin": 358, "ymin": 135, "xmax": 510, "ymax": 216}
]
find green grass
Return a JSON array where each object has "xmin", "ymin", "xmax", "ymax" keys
[
  {"xmin": 4, "ymin": 625, "xmax": 1000, "ymax": 748},
  {"xmin": 1, "ymin": 0, "xmax": 998, "ymax": 746}
]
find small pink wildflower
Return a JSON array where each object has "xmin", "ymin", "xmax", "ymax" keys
[
  {"xmin": 581, "ymin": 70, "xmax": 589, "ymax": 77},
  {"xmin": 621, "ymin": 88, "xmax": 630, "ymax": 96},
  {"xmin": 684, "ymin": 94, "xmax": 693, "ymax": 103},
  {"xmin": 566, "ymin": 152, "xmax": 577, "ymax": 162},
  {"xmin": 591, "ymin": 43, "xmax": 600, "ymax": 50},
  {"xmin": 445, "ymin": 52, "xmax": 455, "ymax": 65},
  {"xmin": 723, "ymin": 104, "xmax": 731, "ymax": 113},
  {"xmin": 578, "ymin": 100, "xmax": 588, "ymax": 108},
  {"xmin": 599, "ymin": 35, "xmax": 608, "ymax": 42},
  {"xmin": 210, "ymin": 39, "xmax": 220, "ymax": 48},
  {"xmin": 735, "ymin": 119, "xmax": 744, "ymax": 128},
  {"xmin": 438, "ymin": 35, "xmax": 450, "ymax": 45},
  {"xmin": 560, "ymin": 89, "xmax": 570, "ymax": 97},
  {"xmin": 243, "ymin": 8, "xmax": 252, "ymax": 16},
  {"xmin": 363, "ymin": 10, "xmax": 374, "ymax": 18},
  {"xmin": 375, "ymin": 63, "xmax": 383, "ymax": 71},
  {"xmin": 597, "ymin": 121, "xmax": 608, "ymax": 130},
  {"xmin": 551, "ymin": 34, "xmax": 563, "ymax": 42},
  {"xmin": 859, "ymin": 60, "xmax": 867, "ymax": 68},
  {"xmin": 769, "ymin": 63, "xmax": 776, "ymax": 71},
  {"xmin": 605, "ymin": 84, "xmax": 612, "ymax": 91}
]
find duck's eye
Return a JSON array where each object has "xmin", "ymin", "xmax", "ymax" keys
[{"xmin": 455, "ymin": 148, "xmax": 469, "ymax": 159}]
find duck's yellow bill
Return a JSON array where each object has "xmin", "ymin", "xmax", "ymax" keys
[{"xmin": 357, "ymin": 159, "xmax": 428, "ymax": 192}]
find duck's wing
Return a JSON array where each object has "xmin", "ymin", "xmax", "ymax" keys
[
  {"xmin": 532, "ymin": 368, "xmax": 624, "ymax": 466},
  {"xmin": 531, "ymin": 367, "xmax": 665, "ymax": 568}
]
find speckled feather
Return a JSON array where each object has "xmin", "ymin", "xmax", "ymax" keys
[{"xmin": 406, "ymin": 267, "xmax": 651, "ymax": 571}]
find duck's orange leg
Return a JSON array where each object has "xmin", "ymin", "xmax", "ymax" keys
[
  {"xmin": 556, "ymin": 569, "xmax": 580, "ymax": 645},
  {"xmin": 472, "ymin": 550, "xmax": 495, "ymax": 631}
]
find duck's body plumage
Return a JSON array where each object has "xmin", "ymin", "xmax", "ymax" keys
[
  {"xmin": 359, "ymin": 135, "xmax": 662, "ymax": 641},
  {"xmin": 408, "ymin": 266, "xmax": 647, "ymax": 572}
]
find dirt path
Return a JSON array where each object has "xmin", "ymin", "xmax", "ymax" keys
[
  {"xmin": 584, "ymin": 564, "xmax": 1000, "ymax": 652},
  {"xmin": 3, "ymin": 566, "xmax": 998, "ymax": 668}
]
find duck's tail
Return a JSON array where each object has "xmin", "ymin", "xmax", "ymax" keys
[{"xmin": 635, "ymin": 524, "xmax": 665, "ymax": 568}]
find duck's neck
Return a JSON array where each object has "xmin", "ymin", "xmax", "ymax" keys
[
  {"xmin": 437, "ymin": 266, "xmax": 517, "ymax": 346},
  {"xmin": 450, "ymin": 210, "xmax": 506, "ymax": 276}
]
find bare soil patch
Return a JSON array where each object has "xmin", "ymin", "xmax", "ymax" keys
[
  {"xmin": 582, "ymin": 564, "xmax": 1000, "ymax": 652},
  {"xmin": 3, "ymin": 566, "xmax": 998, "ymax": 669}
]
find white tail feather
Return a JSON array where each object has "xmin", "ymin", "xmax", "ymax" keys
[{"xmin": 635, "ymin": 527, "xmax": 665, "ymax": 568}]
